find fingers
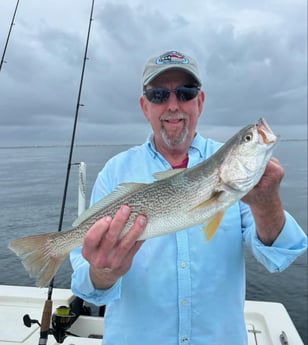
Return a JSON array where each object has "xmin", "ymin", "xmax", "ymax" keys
[
  {"xmin": 270, "ymin": 157, "xmax": 280, "ymax": 165},
  {"xmin": 267, "ymin": 157, "xmax": 282, "ymax": 172},
  {"xmin": 261, "ymin": 157, "xmax": 284, "ymax": 186},
  {"xmin": 83, "ymin": 215, "xmax": 112, "ymax": 252},
  {"xmin": 118, "ymin": 214, "xmax": 146, "ymax": 249},
  {"xmin": 82, "ymin": 205, "xmax": 147, "ymax": 272},
  {"xmin": 111, "ymin": 215, "xmax": 146, "ymax": 268},
  {"xmin": 241, "ymin": 156, "xmax": 285, "ymax": 207},
  {"xmin": 100, "ymin": 205, "xmax": 132, "ymax": 253}
]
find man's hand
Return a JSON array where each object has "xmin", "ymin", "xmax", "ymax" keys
[
  {"xmin": 82, "ymin": 205, "xmax": 146, "ymax": 289},
  {"xmin": 241, "ymin": 157, "xmax": 285, "ymax": 245},
  {"xmin": 242, "ymin": 157, "xmax": 284, "ymax": 206}
]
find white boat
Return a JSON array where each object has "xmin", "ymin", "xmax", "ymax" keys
[
  {"xmin": 2, "ymin": 164, "xmax": 305, "ymax": 344},
  {"xmin": 0, "ymin": 284, "xmax": 304, "ymax": 345}
]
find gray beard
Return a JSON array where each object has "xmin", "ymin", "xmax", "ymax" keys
[{"xmin": 161, "ymin": 124, "xmax": 189, "ymax": 147}]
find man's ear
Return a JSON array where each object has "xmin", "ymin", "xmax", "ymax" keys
[
  {"xmin": 197, "ymin": 90, "xmax": 205, "ymax": 117},
  {"xmin": 139, "ymin": 96, "xmax": 151, "ymax": 121}
]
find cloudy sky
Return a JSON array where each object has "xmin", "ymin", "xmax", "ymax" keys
[{"xmin": 0, "ymin": 0, "xmax": 307, "ymax": 146}]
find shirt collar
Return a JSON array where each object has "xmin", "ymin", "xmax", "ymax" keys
[
  {"xmin": 189, "ymin": 133, "xmax": 206, "ymax": 159},
  {"xmin": 145, "ymin": 132, "xmax": 206, "ymax": 160}
]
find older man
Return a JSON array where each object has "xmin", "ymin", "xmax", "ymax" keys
[{"xmin": 70, "ymin": 50, "xmax": 307, "ymax": 345}]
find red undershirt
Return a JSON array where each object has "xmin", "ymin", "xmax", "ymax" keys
[{"xmin": 171, "ymin": 156, "xmax": 189, "ymax": 169}]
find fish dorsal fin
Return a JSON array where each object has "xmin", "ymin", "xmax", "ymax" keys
[
  {"xmin": 72, "ymin": 182, "xmax": 147, "ymax": 227},
  {"xmin": 153, "ymin": 168, "xmax": 186, "ymax": 180}
]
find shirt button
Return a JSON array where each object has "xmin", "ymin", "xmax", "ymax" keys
[
  {"xmin": 181, "ymin": 299, "xmax": 187, "ymax": 306},
  {"xmin": 180, "ymin": 337, "xmax": 189, "ymax": 342},
  {"xmin": 180, "ymin": 261, "xmax": 186, "ymax": 268}
]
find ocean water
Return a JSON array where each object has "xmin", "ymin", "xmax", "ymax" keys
[{"xmin": 0, "ymin": 141, "xmax": 307, "ymax": 342}]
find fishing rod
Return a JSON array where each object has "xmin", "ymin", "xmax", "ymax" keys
[
  {"xmin": 0, "ymin": 0, "xmax": 20, "ymax": 72},
  {"xmin": 37, "ymin": 1, "xmax": 95, "ymax": 343}
]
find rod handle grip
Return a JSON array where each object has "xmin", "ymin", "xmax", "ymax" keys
[{"xmin": 40, "ymin": 299, "xmax": 53, "ymax": 332}]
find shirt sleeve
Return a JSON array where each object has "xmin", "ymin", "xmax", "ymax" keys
[
  {"xmin": 70, "ymin": 164, "xmax": 122, "ymax": 305},
  {"xmin": 242, "ymin": 202, "xmax": 307, "ymax": 272},
  {"xmin": 70, "ymin": 247, "xmax": 122, "ymax": 305}
]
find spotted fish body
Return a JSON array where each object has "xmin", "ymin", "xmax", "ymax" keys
[{"xmin": 8, "ymin": 118, "xmax": 278, "ymax": 287}]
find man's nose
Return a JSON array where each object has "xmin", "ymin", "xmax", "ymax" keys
[{"xmin": 165, "ymin": 91, "xmax": 180, "ymax": 112}]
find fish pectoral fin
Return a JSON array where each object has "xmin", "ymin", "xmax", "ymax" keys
[
  {"xmin": 189, "ymin": 191, "xmax": 222, "ymax": 212},
  {"xmin": 188, "ymin": 192, "xmax": 224, "ymax": 241},
  {"xmin": 201, "ymin": 211, "xmax": 224, "ymax": 241}
]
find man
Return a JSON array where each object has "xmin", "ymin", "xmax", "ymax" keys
[{"xmin": 70, "ymin": 50, "xmax": 307, "ymax": 344}]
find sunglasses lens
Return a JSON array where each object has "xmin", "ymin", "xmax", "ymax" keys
[
  {"xmin": 144, "ymin": 88, "xmax": 170, "ymax": 104},
  {"xmin": 175, "ymin": 86, "xmax": 199, "ymax": 101},
  {"xmin": 144, "ymin": 85, "xmax": 199, "ymax": 104}
]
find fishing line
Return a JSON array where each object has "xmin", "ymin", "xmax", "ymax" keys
[
  {"xmin": 0, "ymin": 0, "xmax": 20, "ymax": 72},
  {"xmin": 38, "ymin": 1, "xmax": 95, "ymax": 344}
]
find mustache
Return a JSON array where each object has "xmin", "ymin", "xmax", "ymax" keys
[{"xmin": 160, "ymin": 112, "xmax": 188, "ymax": 121}]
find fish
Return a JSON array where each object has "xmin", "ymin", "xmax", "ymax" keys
[{"xmin": 8, "ymin": 118, "xmax": 278, "ymax": 287}]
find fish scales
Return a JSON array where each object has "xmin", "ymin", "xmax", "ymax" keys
[{"xmin": 8, "ymin": 118, "xmax": 278, "ymax": 287}]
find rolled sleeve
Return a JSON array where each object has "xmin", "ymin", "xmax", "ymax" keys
[
  {"xmin": 70, "ymin": 247, "xmax": 122, "ymax": 305},
  {"xmin": 246, "ymin": 211, "xmax": 307, "ymax": 272}
]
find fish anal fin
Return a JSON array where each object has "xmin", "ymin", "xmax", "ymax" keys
[{"xmin": 202, "ymin": 211, "xmax": 224, "ymax": 241}]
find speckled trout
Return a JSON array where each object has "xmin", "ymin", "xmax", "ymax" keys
[{"xmin": 8, "ymin": 118, "xmax": 278, "ymax": 287}]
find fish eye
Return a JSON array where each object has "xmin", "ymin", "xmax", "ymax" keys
[{"xmin": 243, "ymin": 132, "xmax": 253, "ymax": 142}]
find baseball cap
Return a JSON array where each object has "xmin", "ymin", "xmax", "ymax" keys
[{"xmin": 142, "ymin": 50, "xmax": 202, "ymax": 87}]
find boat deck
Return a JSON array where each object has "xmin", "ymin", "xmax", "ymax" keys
[{"xmin": 0, "ymin": 285, "xmax": 303, "ymax": 345}]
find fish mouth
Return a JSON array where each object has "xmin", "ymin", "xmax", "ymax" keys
[{"xmin": 256, "ymin": 118, "xmax": 279, "ymax": 144}]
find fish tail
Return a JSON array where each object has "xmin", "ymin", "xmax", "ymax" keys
[{"xmin": 8, "ymin": 232, "xmax": 70, "ymax": 287}]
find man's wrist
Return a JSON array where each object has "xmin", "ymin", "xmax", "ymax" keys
[{"xmin": 89, "ymin": 265, "xmax": 119, "ymax": 290}]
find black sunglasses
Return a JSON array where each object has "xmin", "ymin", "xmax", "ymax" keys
[{"xmin": 143, "ymin": 85, "xmax": 200, "ymax": 104}]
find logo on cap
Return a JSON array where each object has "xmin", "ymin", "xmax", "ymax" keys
[{"xmin": 156, "ymin": 51, "xmax": 189, "ymax": 65}]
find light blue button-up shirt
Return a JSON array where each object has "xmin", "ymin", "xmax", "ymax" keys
[{"xmin": 70, "ymin": 133, "xmax": 307, "ymax": 345}]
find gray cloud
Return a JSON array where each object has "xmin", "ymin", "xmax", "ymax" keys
[{"xmin": 0, "ymin": 0, "xmax": 306, "ymax": 146}]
